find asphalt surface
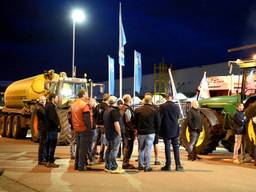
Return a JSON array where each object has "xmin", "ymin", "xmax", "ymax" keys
[{"xmin": 0, "ymin": 137, "xmax": 256, "ymax": 192}]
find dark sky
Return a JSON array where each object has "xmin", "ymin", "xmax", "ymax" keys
[{"xmin": 1, "ymin": 0, "xmax": 256, "ymax": 82}]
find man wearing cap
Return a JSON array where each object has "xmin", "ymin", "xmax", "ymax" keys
[
  {"xmin": 94, "ymin": 93, "xmax": 110, "ymax": 162},
  {"xmin": 159, "ymin": 94, "xmax": 184, "ymax": 171},
  {"xmin": 103, "ymin": 96, "xmax": 124, "ymax": 173},
  {"xmin": 135, "ymin": 94, "xmax": 160, "ymax": 172}
]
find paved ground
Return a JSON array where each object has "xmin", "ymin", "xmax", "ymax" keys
[{"xmin": 0, "ymin": 137, "xmax": 256, "ymax": 192}]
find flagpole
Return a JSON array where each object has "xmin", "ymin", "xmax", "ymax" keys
[
  {"xmin": 119, "ymin": 62, "xmax": 122, "ymax": 98},
  {"xmin": 168, "ymin": 69, "xmax": 184, "ymax": 118},
  {"xmin": 119, "ymin": 2, "xmax": 122, "ymax": 98},
  {"xmin": 108, "ymin": 56, "xmax": 111, "ymax": 95},
  {"xmin": 133, "ymin": 50, "xmax": 136, "ymax": 104}
]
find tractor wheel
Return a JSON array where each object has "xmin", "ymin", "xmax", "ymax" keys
[
  {"xmin": 245, "ymin": 118, "xmax": 256, "ymax": 157},
  {"xmin": 180, "ymin": 113, "xmax": 221, "ymax": 154},
  {"xmin": 31, "ymin": 111, "xmax": 39, "ymax": 142},
  {"xmin": 56, "ymin": 109, "xmax": 72, "ymax": 145},
  {"xmin": 0, "ymin": 115, "xmax": 7, "ymax": 137},
  {"xmin": 12, "ymin": 115, "xmax": 27, "ymax": 139},
  {"xmin": 5, "ymin": 115, "xmax": 13, "ymax": 138}
]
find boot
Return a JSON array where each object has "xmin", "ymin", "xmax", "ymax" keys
[{"xmin": 187, "ymin": 153, "xmax": 196, "ymax": 161}]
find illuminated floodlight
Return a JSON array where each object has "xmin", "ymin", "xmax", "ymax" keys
[{"xmin": 71, "ymin": 9, "xmax": 86, "ymax": 23}]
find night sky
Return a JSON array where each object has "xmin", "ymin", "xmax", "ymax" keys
[{"xmin": 1, "ymin": 0, "xmax": 256, "ymax": 82}]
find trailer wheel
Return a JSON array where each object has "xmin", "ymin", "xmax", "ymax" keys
[
  {"xmin": 0, "ymin": 115, "xmax": 7, "ymax": 137},
  {"xmin": 180, "ymin": 114, "xmax": 220, "ymax": 154},
  {"xmin": 6, "ymin": 115, "xmax": 13, "ymax": 138},
  {"xmin": 12, "ymin": 116, "xmax": 27, "ymax": 139},
  {"xmin": 31, "ymin": 111, "xmax": 39, "ymax": 142}
]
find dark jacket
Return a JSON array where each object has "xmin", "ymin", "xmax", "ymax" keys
[
  {"xmin": 134, "ymin": 104, "xmax": 160, "ymax": 135},
  {"xmin": 159, "ymin": 101, "xmax": 180, "ymax": 139},
  {"xmin": 187, "ymin": 107, "xmax": 202, "ymax": 132},
  {"xmin": 45, "ymin": 102, "xmax": 60, "ymax": 132},
  {"xmin": 233, "ymin": 110, "xmax": 245, "ymax": 135},
  {"xmin": 35, "ymin": 103, "xmax": 46, "ymax": 134},
  {"xmin": 95, "ymin": 102, "xmax": 108, "ymax": 125}
]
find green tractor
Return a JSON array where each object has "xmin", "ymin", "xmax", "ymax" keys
[{"xmin": 180, "ymin": 59, "xmax": 256, "ymax": 156}]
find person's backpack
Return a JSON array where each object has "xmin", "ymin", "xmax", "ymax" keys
[{"xmin": 95, "ymin": 102, "xmax": 108, "ymax": 125}]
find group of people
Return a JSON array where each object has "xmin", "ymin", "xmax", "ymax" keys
[
  {"xmin": 36, "ymin": 89, "xmax": 256, "ymax": 173},
  {"xmin": 68, "ymin": 90, "xmax": 186, "ymax": 173}
]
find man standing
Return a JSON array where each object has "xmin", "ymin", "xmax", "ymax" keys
[
  {"xmin": 36, "ymin": 96, "xmax": 47, "ymax": 165},
  {"xmin": 159, "ymin": 94, "xmax": 184, "ymax": 171},
  {"xmin": 45, "ymin": 93, "xmax": 60, "ymax": 168},
  {"xmin": 95, "ymin": 93, "xmax": 109, "ymax": 162},
  {"xmin": 135, "ymin": 94, "xmax": 160, "ymax": 172},
  {"xmin": 232, "ymin": 103, "xmax": 245, "ymax": 163},
  {"xmin": 71, "ymin": 89, "xmax": 92, "ymax": 171},
  {"xmin": 187, "ymin": 100, "xmax": 202, "ymax": 161},
  {"xmin": 103, "ymin": 96, "xmax": 124, "ymax": 173},
  {"xmin": 121, "ymin": 94, "xmax": 136, "ymax": 169}
]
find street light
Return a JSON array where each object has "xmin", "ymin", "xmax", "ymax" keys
[{"xmin": 71, "ymin": 9, "xmax": 86, "ymax": 77}]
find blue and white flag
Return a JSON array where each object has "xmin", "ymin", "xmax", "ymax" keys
[
  {"xmin": 134, "ymin": 50, "xmax": 142, "ymax": 93},
  {"xmin": 119, "ymin": 2, "xmax": 127, "ymax": 66},
  {"xmin": 108, "ymin": 56, "xmax": 115, "ymax": 95}
]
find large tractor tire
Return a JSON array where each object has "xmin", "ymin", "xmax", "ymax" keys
[
  {"xmin": 180, "ymin": 111, "xmax": 222, "ymax": 154},
  {"xmin": 0, "ymin": 115, "xmax": 7, "ymax": 137},
  {"xmin": 12, "ymin": 115, "xmax": 27, "ymax": 139},
  {"xmin": 245, "ymin": 118, "xmax": 256, "ymax": 157},
  {"xmin": 5, "ymin": 115, "xmax": 13, "ymax": 138},
  {"xmin": 57, "ymin": 108, "xmax": 72, "ymax": 145},
  {"xmin": 244, "ymin": 100, "xmax": 256, "ymax": 157},
  {"xmin": 31, "ymin": 111, "xmax": 39, "ymax": 142}
]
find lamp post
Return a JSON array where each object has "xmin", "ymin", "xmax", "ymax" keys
[{"xmin": 71, "ymin": 9, "xmax": 85, "ymax": 77}]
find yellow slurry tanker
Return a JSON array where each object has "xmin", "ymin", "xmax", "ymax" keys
[{"xmin": 0, "ymin": 70, "xmax": 103, "ymax": 144}]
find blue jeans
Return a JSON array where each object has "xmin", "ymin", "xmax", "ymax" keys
[
  {"xmin": 87, "ymin": 129, "xmax": 96, "ymax": 161},
  {"xmin": 75, "ymin": 130, "xmax": 91, "ymax": 170},
  {"xmin": 105, "ymin": 136, "xmax": 121, "ymax": 170},
  {"xmin": 138, "ymin": 133, "xmax": 155, "ymax": 169},
  {"xmin": 45, "ymin": 132, "xmax": 58, "ymax": 163},
  {"xmin": 70, "ymin": 131, "xmax": 77, "ymax": 158},
  {"xmin": 188, "ymin": 131, "xmax": 199, "ymax": 154},
  {"xmin": 163, "ymin": 137, "xmax": 181, "ymax": 167}
]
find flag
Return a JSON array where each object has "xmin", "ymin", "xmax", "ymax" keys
[
  {"xmin": 168, "ymin": 69, "xmax": 177, "ymax": 99},
  {"xmin": 134, "ymin": 50, "xmax": 142, "ymax": 93},
  {"xmin": 198, "ymin": 72, "xmax": 210, "ymax": 99},
  {"xmin": 119, "ymin": 2, "xmax": 127, "ymax": 66},
  {"xmin": 168, "ymin": 68, "xmax": 184, "ymax": 118},
  {"xmin": 245, "ymin": 69, "xmax": 256, "ymax": 96},
  {"xmin": 108, "ymin": 56, "xmax": 115, "ymax": 95}
]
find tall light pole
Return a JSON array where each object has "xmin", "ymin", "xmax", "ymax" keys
[{"xmin": 71, "ymin": 9, "xmax": 85, "ymax": 77}]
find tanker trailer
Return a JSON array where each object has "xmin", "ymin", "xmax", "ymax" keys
[{"xmin": 0, "ymin": 70, "xmax": 101, "ymax": 145}]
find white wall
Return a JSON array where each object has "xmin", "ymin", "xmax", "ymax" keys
[{"xmin": 98, "ymin": 62, "xmax": 242, "ymax": 97}]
